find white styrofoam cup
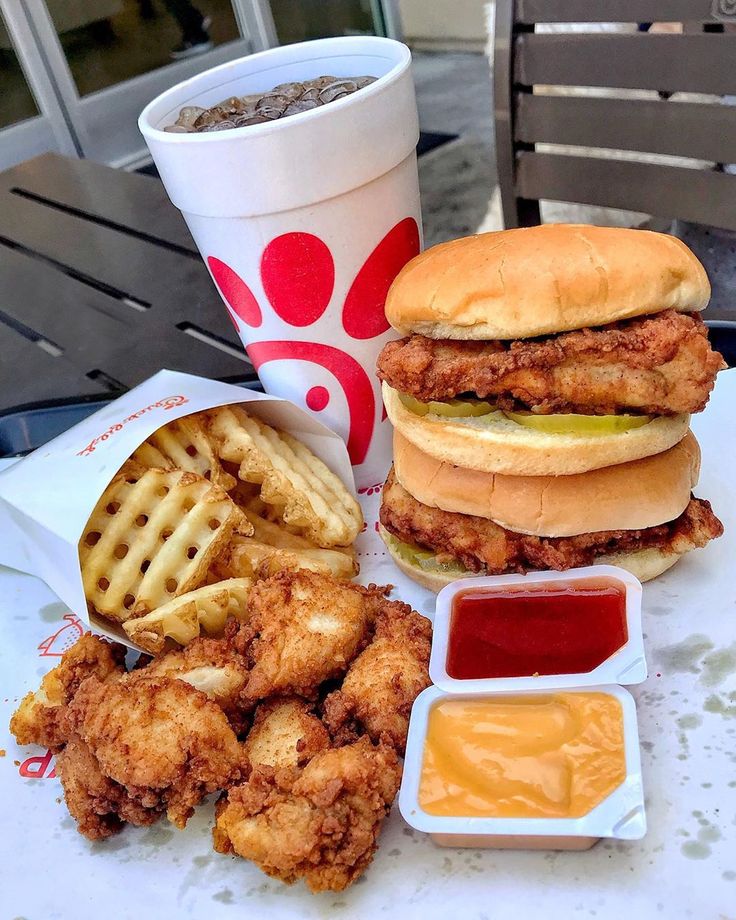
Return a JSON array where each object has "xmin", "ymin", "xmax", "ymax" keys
[{"xmin": 139, "ymin": 37, "xmax": 421, "ymax": 488}]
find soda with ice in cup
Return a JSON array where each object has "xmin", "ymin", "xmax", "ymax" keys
[{"xmin": 139, "ymin": 37, "xmax": 421, "ymax": 488}]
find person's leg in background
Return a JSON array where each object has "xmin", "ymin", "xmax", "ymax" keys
[{"xmin": 161, "ymin": 0, "xmax": 213, "ymax": 58}]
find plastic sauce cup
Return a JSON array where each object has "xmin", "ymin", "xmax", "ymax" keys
[
  {"xmin": 399, "ymin": 684, "xmax": 646, "ymax": 850},
  {"xmin": 401, "ymin": 565, "xmax": 648, "ymax": 850},
  {"xmin": 430, "ymin": 565, "xmax": 647, "ymax": 694}
]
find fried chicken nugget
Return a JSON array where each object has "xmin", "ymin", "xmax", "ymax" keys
[
  {"xmin": 244, "ymin": 698, "xmax": 330, "ymax": 770},
  {"xmin": 10, "ymin": 634, "xmax": 126, "ymax": 751},
  {"xmin": 323, "ymin": 601, "xmax": 432, "ymax": 754},
  {"xmin": 60, "ymin": 674, "xmax": 246, "ymax": 836},
  {"xmin": 238, "ymin": 572, "xmax": 389, "ymax": 701},
  {"xmin": 213, "ymin": 737, "xmax": 401, "ymax": 892},
  {"xmin": 140, "ymin": 635, "xmax": 250, "ymax": 733},
  {"xmin": 55, "ymin": 735, "xmax": 164, "ymax": 840}
]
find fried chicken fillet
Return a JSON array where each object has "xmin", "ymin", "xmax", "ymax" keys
[
  {"xmin": 381, "ymin": 468, "xmax": 723, "ymax": 575},
  {"xmin": 244, "ymin": 698, "xmax": 331, "ymax": 770},
  {"xmin": 377, "ymin": 311, "xmax": 725, "ymax": 416},
  {"xmin": 236, "ymin": 571, "xmax": 389, "ymax": 702},
  {"xmin": 213, "ymin": 737, "xmax": 401, "ymax": 892},
  {"xmin": 10, "ymin": 634, "xmax": 126, "ymax": 751},
  {"xmin": 60, "ymin": 674, "xmax": 246, "ymax": 837},
  {"xmin": 323, "ymin": 600, "xmax": 431, "ymax": 754}
]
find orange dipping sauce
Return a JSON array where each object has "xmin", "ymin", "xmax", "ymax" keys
[
  {"xmin": 419, "ymin": 693, "xmax": 626, "ymax": 819},
  {"xmin": 447, "ymin": 578, "xmax": 627, "ymax": 680}
]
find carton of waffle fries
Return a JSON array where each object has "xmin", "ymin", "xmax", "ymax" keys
[{"xmin": 0, "ymin": 369, "xmax": 363, "ymax": 653}]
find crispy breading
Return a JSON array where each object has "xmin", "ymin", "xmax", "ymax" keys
[
  {"xmin": 55, "ymin": 735, "xmax": 164, "ymax": 840},
  {"xmin": 61, "ymin": 674, "xmax": 246, "ymax": 834},
  {"xmin": 10, "ymin": 634, "xmax": 126, "ymax": 751},
  {"xmin": 244, "ymin": 698, "xmax": 330, "ymax": 770},
  {"xmin": 139, "ymin": 636, "xmax": 250, "ymax": 733},
  {"xmin": 380, "ymin": 468, "xmax": 723, "ymax": 574},
  {"xmin": 9, "ymin": 571, "xmax": 430, "ymax": 888},
  {"xmin": 323, "ymin": 601, "xmax": 431, "ymax": 754},
  {"xmin": 213, "ymin": 737, "xmax": 401, "ymax": 892},
  {"xmin": 238, "ymin": 571, "xmax": 388, "ymax": 701},
  {"xmin": 377, "ymin": 310, "xmax": 725, "ymax": 415}
]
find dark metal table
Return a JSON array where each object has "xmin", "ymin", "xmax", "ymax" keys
[
  {"xmin": 1, "ymin": 153, "xmax": 733, "ymax": 423},
  {"xmin": 0, "ymin": 153, "xmax": 256, "ymax": 413}
]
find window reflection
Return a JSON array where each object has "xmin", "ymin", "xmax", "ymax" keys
[
  {"xmin": 270, "ymin": 0, "xmax": 382, "ymax": 44},
  {"xmin": 47, "ymin": 0, "xmax": 240, "ymax": 97},
  {"xmin": 0, "ymin": 20, "xmax": 40, "ymax": 129}
]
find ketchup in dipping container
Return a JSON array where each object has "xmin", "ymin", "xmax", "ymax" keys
[{"xmin": 446, "ymin": 577, "xmax": 627, "ymax": 680}]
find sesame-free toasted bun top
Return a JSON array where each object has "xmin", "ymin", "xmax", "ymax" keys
[
  {"xmin": 385, "ymin": 224, "xmax": 710, "ymax": 340},
  {"xmin": 393, "ymin": 430, "xmax": 701, "ymax": 537}
]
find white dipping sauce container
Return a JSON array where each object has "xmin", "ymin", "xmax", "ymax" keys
[
  {"xmin": 431, "ymin": 565, "xmax": 647, "ymax": 693},
  {"xmin": 400, "ymin": 684, "xmax": 646, "ymax": 850},
  {"xmin": 139, "ymin": 37, "xmax": 421, "ymax": 488},
  {"xmin": 400, "ymin": 565, "xmax": 648, "ymax": 850}
]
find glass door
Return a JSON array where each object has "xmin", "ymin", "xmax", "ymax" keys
[
  {"xmin": 0, "ymin": 5, "xmax": 77, "ymax": 170},
  {"xmin": 1, "ymin": 0, "xmax": 398, "ymax": 170},
  {"xmin": 269, "ymin": 0, "xmax": 389, "ymax": 43},
  {"xmin": 16, "ymin": 0, "xmax": 275, "ymax": 167}
]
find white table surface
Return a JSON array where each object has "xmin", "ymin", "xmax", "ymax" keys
[{"xmin": 1, "ymin": 371, "xmax": 734, "ymax": 920}]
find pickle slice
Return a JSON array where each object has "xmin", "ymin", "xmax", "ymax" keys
[
  {"xmin": 502, "ymin": 409, "xmax": 651, "ymax": 435},
  {"xmin": 399, "ymin": 393, "xmax": 496, "ymax": 418},
  {"xmin": 397, "ymin": 390, "xmax": 650, "ymax": 434},
  {"xmin": 386, "ymin": 533, "xmax": 469, "ymax": 576}
]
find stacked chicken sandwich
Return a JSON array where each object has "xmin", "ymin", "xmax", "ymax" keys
[{"xmin": 376, "ymin": 224, "xmax": 725, "ymax": 589}]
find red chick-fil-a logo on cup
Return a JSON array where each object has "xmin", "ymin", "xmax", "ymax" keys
[{"xmin": 76, "ymin": 395, "xmax": 189, "ymax": 456}]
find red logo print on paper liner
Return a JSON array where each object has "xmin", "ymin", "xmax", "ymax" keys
[
  {"xmin": 207, "ymin": 218, "xmax": 420, "ymax": 466},
  {"xmin": 19, "ymin": 749, "xmax": 56, "ymax": 779},
  {"xmin": 17, "ymin": 616, "xmax": 83, "ymax": 781},
  {"xmin": 37, "ymin": 613, "xmax": 84, "ymax": 657},
  {"xmin": 358, "ymin": 482, "xmax": 383, "ymax": 496}
]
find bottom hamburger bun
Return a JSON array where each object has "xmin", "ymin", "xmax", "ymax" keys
[
  {"xmin": 379, "ymin": 525, "xmax": 681, "ymax": 590},
  {"xmin": 380, "ymin": 525, "xmax": 476, "ymax": 592},
  {"xmin": 595, "ymin": 546, "xmax": 681, "ymax": 583},
  {"xmin": 393, "ymin": 430, "xmax": 701, "ymax": 537},
  {"xmin": 383, "ymin": 382, "xmax": 691, "ymax": 476}
]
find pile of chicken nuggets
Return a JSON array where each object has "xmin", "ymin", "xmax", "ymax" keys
[{"xmin": 10, "ymin": 570, "xmax": 432, "ymax": 893}]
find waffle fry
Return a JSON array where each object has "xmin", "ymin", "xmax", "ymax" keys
[
  {"xmin": 243, "ymin": 507, "xmax": 351, "ymax": 553},
  {"xmin": 79, "ymin": 468, "xmax": 247, "ymax": 623},
  {"xmin": 123, "ymin": 577, "xmax": 252, "ymax": 653},
  {"xmin": 77, "ymin": 402, "xmax": 362, "ymax": 651},
  {"xmin": 214, "ymin": 534, "xmax": 357, "ymax": 581},
  {"xmin": 205, "ymin": 405, "xmax": 363, "ymax": 548},
  {"xmin": 131, "ymin": 415, "xmax": 237, "ymax": 491}
]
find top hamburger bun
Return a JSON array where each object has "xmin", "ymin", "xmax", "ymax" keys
[
  {"xmin": 393, "ymin": 429, "xmax": 701, "ymax": 537},
  {"xmin": 385, "ymin": 224, "xmax": 710, "ymax": 340}
]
